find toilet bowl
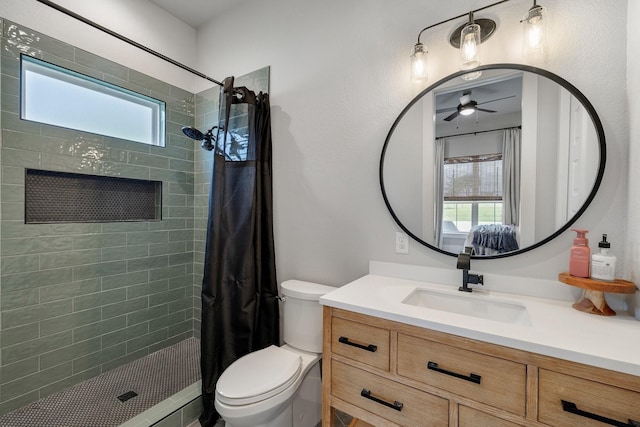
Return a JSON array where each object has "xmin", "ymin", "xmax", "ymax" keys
[{"xmin": 214, "ymin": 280, "xmax": 336, "ymax": 427}]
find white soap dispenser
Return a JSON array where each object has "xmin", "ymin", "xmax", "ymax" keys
[{"xmin": 591, "ymin": 234, "xmax": 617, "ymax": 281}]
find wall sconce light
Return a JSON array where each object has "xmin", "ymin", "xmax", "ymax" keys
[
  {"xmin": 522, "ymin": 0, "xmax": 546, "ymax": 59},
  {"xmin": 410, "ymin": 42, "xmax": 428, "ymax": 82},
  {"xmin": 449, "ymin": 12, "xmax": 496, "ymax": 80},
  {"xmin": 409, "ymin": 0, "xmax": 515, "ymax": 83}
]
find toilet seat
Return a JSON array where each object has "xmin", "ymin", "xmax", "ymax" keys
[{"xmin": 216, "ymin": 346, "xmax": 302, "ymax": 406}]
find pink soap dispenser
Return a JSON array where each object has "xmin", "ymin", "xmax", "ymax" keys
[{"xmin": 569, "ymin": 229, "xmax": 590, "ymax": 278}]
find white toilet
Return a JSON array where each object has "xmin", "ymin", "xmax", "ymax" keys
[{"xmin": 214, "ymin": 280, "xmax": 336, "ymax": 427}]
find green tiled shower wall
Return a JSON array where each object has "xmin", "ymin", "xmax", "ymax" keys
[{"xmin": 0, "ymin": 18, "xmax": 265, "ymax": 417}]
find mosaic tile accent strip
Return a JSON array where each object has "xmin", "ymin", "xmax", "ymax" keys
[{"xmin": 0, "ymin": 338, "xmax": 200, "ymax": 427}]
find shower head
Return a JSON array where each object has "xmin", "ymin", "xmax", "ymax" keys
[
  {"xmin": 182, "ymin": 126, "xmax": 218, "ymax": 151},
  {"xmin": 182, "ymin": 126, "xmax": 205, "ymax": 141}
]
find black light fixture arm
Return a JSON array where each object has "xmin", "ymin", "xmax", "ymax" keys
[
  {"xmin": 35, "ymin": 0, "xmax": 225, "ymax": 88},
  {"xmin": 415, "ymin": 0, "xmax": 511, "ymax": 44}
]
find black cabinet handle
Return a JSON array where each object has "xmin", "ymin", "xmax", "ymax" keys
[
  {"xmin": 562, "ymin": 400, "xmax": 640, "ymax": 427},
  {"xmin": 338, "ymin": 336, "xmax": 377, "ymax": 352},
  {"xmin": 360, "ymin": 389, "xmax": 403, "ymax": 411},
  {"xmin": 427, "ymin": 361, "xmax": 481, "ymax": 384}
]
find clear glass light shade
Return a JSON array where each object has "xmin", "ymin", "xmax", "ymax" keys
[
  {"xmin": 522, "ymin": 5, "xmax": 546, "ymax": 58},
  {"xmin": 410, "ymin": 43, "xmax": 428, "ymax": 82},
  {"xmin": 460, "ymin": 23, "xmax": 481, "ymax": 70}
]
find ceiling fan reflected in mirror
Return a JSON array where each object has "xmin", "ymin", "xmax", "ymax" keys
[{"xmin": 439, "ymin": 90, "xmax": 515, "ymax": 122}]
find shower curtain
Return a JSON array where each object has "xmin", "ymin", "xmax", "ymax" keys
[{"xmin": 199, "ymin": 77, "xmax": 280, "ymax": 426}]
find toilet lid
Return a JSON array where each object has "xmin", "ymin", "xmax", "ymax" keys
[{"xmin": 216, "ymin": 346, "xmax": 302, "ymax": 405}]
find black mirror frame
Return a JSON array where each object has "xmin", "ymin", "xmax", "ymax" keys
[{"xmin": 380, "ymin": 63, "xmax": 606, "ymax": 259}]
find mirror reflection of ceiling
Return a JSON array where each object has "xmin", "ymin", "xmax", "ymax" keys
[
  {"xmin": 380, "ymin": 64, "xmax": 605, "ymax": 259},
  {"xmin": 435, "ymin": 72, "xmax": 523, "ymax": 137}
]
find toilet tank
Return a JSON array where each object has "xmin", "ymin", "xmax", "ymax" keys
[{"xmin": 281, "ymin": 280, "xmax": 336, "ymax": 353}]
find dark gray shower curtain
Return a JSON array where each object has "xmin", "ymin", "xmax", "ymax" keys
[{"xmin": 199, "ymin": 78, "xmax": 280, "ymax": 426}]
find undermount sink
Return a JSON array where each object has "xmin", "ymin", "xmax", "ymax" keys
[{"xmin": 402, "ymin": 288, "xmax": 531, "ymax": 326}]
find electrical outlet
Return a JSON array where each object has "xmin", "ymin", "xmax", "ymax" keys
[{"xmin": 395, "ymin": 232, "xmax": 409, "ymax": 254}]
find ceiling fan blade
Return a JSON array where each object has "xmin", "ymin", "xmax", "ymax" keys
[
  {"xmin": 477, "ymin": 95, "xmax": 516, "ymax": 106},
  {"xmin": 444, "ymin": 111, "xmax": 459, "ymax": 121},
  {"xmin": 436, "ymin": 106, "xmax": 458, "ymax": 114},
  {"xmin": 477, "ymin": 108, "xmax": 497, "ymax": 113}
]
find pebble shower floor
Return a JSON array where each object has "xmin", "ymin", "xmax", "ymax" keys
[{"xmin": 0, "ymin": 338, "xmax": 200, "ymax": 427}]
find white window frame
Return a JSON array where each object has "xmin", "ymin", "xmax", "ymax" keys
[{"xmin": 20, "ymin": 54, "xmax": 165, "ymax": 147}]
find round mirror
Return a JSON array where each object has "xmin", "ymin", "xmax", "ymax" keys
[{"xmin": 380, "ymin": 64, "xmax": 606, "ymax": 258}]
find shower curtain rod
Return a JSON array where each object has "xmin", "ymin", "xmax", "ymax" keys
[
  {"xmin": 35, "ymin": 0, "xmax": 225, "ymax": 88},
  {"xmin": 439, "ymin": 125, "xmax": 521, "ymax": 139}
]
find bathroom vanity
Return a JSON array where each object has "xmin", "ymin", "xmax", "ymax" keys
[{"xmin": 320, "ymin": 273, "xmax": 640, "ymax": 427}]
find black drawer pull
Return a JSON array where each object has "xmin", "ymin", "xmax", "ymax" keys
[
  {"xmin": 360, "ymin": 388, "xmax": 403, "ymax": 411},
  {"xmin": 338, "ymin": 336, "xmax": 377, "ymax": 352},
  {"xmin": 562, "ymin": 400, "xmax": 640, "ymax": 427},
  {"xmin": 427, "ymin": 361, "xmax": 481, "ymax": 384}
]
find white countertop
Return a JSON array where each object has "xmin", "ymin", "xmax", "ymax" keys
[{"xmin": 320, "ymin": 274, "xmax": 640, "ymax": 377}]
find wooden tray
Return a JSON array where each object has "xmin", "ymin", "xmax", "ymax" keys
[{"xmin": 558, "ymin": 272, "xmax": 637, "ymax": 316}]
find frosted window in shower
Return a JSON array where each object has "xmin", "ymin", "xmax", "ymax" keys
[{"xmin": 20, "ymin": 54, "xmax": 165, "ymax": 147}]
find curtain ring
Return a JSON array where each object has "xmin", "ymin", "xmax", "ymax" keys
[{"xmin": 275, "ymin": 295, "xmax": 286, "ymax": 302}]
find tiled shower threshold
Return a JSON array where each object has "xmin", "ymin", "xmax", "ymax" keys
[{"xmin": 120, "ymin": 381, "xmax": 202, "ymax": 427}]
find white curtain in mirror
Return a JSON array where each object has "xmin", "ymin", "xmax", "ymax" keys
[
  {"xmin": 434, "ymin": 138, "xmax": 446, "ymax": 246},
  {"xmin": 503, "ymin": 128, "xmax": 521, "ymax": 226}
]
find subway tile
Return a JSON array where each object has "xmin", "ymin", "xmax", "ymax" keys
[
  {"xmin": 99, "ymin": 342, "xmax": 127, "ymax": 367},
  {"xmin": 102, "ymin": 244, "xmax": 149, "ymax": 262},
  {"xmin": 102, "ymin": 296, "xmax": 148, "ymax": 320},
  {"xmin": 101, "ymin": 270, "xmax": 149, "ymax": 291},
  {"xmin": 2, "ymin": 166, "xmax": 25, "ymax": 185},
  {"xmin": 148, "ymin": 218, "xmax": 187, "ymax": 232},
  {"xmin": 126, "ymin": 230, "xmax": 168, "ymax": 246},
  {"xmin": 153, "ymin": 408, "xmax": 181, "ymax": 427},
  {"xmin": 1, "ymin": 183, "xmax": 23, "ymax": 202},
  {"xmin": 129, "ymin": 69, "xmax": 171, "ymax": 97},
  {"xmin": 0, "ymin": 323, "xmax": 40, "ymax": 348},
  {"xmin": 1, "ymin": 201, "xmax": 23, "ymax": 220},
  {"xmin": 127, "ymin": 255, "xmax": 168, "ymax": 272},
  {"xmin": 1, "ymin": 146, "xmax": 40, "ymax": 168},
  {"xmin": 168, "ymin": 320, "xmax": 193, "ymax": 338},
  {"xmin": 168, "ymin": 298, "xmax": 190, "ymax": 314},
  {"xmin": 72, "ymin": 233, "xmax": 126, "ymax": 250},
  {"xmin": 40, "ymin": 337, "xmax": 102, "ymax": 370},
  {"xmin": 128, "ymin": 152, "xmax": 170, "ymax": 169},
  {"xmin": 1, "ymin": 299, "xmax": 72, "ymax": 329},
  {"xmin": 168, "ymin": 275, "xmax": 192, "ymax": 290},
  {"xmin": 0, "ymin": 391, "xmax": 40, "ymax": 418},
  {"xmin": 1, "ymin": 330, "xmax": 72, "ymax": 365},
  {"xmin": 0, "ymin": 288, "xmax": 39, "ymax": 310},
  {"xmin": 73, "ymin": 288, "xmax": 127, "ymax": 312},
  {"xmin": 1, "ymin": 236, "xmax": 74, "ymax": 256},
  {"xmin": 72, "ymin": 351, "xmax": 103, "ymax": 375},
  {"xmin": 1, "ymin": 111, "xmax": 41, "ymax": 136},
  {"xmin": 73, "ymin": 260, "xmax": 127, "ymax": 281},
  {"xmin": 149, "ymin": 265, "xmax": 186, "ymax": 282},
  {"xmin": 39, "ymin": 249, "xmax": 102, "ymax": 270},
  {"xmin": 100, "ymin": 347, "xmax": 147, "ymax": 374},
  {"xmin": 148, "ymin": 288, "xmax": 185, "ymax": 308},
  {"xmin": 101, "ymin": 322, "xmax": 148, "ymax": 349},
  {"xmin": 127, "ymin": 303, "xmax": 168, "ymax": 327},
  {"xmin": 40, "ymin": 279, "xmax": 102, "ymax": 303},
  {"xmin": 149, "ymin": 310, "xmax": 185, "ymax": 333},
  {"xmin": 73, "ymin": 315, "xmax": 127, "ymax": 343},
  {"xmin": 2, "ymin": 254, "xmax": 40, "ymax": 275},
  {"xmin": 39, "ymin": 223, "xmax": 98, "ymax": 236},
  {"xmin": 149, "ymin": 241, "xmax": 186, "ymax": 257},
  {"xmin": 168, "ymin": 206, "xmax": 193, "ymax": 218},
  {"xmin": 1, "ymin": 267, "xmax": 73, "ymax": 293},
  {"xmin": 169, "ymin": 158, "xmax": 193, "ymax": 173},
  {"xmin": 0, "ymin": 356, "xmax": 39, "ymax": 384},
  {"xmin": 74, "ymin": 49, "xmax": 128, "ymax": 81},
  {"xmin": 40, "ymin": 309, "xmax": 102, "ymax": 337},
  {"xmin": 169, "ymin": 252, "xmax": 193, "ymax": 266},
  {"xmin": 127, "ymin": 279, "xmax": 169, "ymax": 299},
  {"xmin": 168, "ymin": 229, "xmax": 194, "ymax": 243},
  {"xmin": 0, "ymin": 362, "xmax": 72, "ymax": 402},
  {"xmin": 126, "ymin": 328, "xmax": 167, "ymax": 354}
]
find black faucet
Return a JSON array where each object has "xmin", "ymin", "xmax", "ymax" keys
[{"xmin": 457, "ymin": 248, "xmax": 484, "ymax": 292}]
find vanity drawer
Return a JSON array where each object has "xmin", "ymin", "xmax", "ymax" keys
[
  {"xmin": 538, "ymin": 369, "xmax": 640, "ymax": 427},
  {"xmin": 331, "ymin": 317, "xmax": 390, "ymax": 371},
  {"xmin": 331, "ymin": 360, "xmax": 448, "ymax": 427},
  {"xmin": 458, "ymin": 405, "xmax": 522, "ymax": 427},
  {"xmin": 397, "ymin": 333, "xmax": 526, "ymax": 416}
]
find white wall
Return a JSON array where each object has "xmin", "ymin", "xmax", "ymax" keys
[
  {"xmin": 0, "ymin": 0, "xmax": 198, "ymax": 91},
  {"xmin": 626, "ymin": 0, "xmax": 640, "ymax": 313},
  {"xmin": 197, "ymin": 0, "xmax": 629, "ymax": 287}
]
